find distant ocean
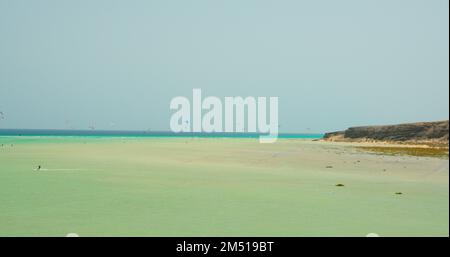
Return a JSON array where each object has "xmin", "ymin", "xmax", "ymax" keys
[{"xmin": 0, "ymin": 129, "xmax": 323, "ymax": 139}]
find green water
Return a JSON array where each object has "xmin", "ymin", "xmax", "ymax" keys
[{"xmin": 0, "ymin": 137, "xmax": 448, "ymax": 236}]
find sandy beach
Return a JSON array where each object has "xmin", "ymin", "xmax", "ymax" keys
[{"xmin": 0, "ymin": 137, "xmax": 448, "ymax": 236}]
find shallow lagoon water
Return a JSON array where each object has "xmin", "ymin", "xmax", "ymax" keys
[{"xmin": 0, "ymin": 136, "xmax": 448, "ymax": 236}]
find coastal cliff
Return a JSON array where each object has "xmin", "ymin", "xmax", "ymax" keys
[{"xmin": 323, "ymin": 120, "xmax": 449, "ymax": 146}]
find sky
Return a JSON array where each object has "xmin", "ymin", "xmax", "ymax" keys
[{"xmin": 0, "ymin": 0, "xmax": 448, "ymax": 133}]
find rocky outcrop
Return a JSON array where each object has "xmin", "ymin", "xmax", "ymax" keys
[{"xmin": 323, "ymin": 120, "xmax": 449, "ymax": 146}]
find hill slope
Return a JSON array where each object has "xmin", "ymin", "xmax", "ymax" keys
[{"xmin": 323, "ymin": 120, "xmax": 449, "ymax": 146}]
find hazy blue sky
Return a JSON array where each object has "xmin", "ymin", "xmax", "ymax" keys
[{"xmin": 0, "ymin": 0, "xmax": 448, "ymax": 133}]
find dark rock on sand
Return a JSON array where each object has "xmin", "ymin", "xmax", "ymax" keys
[{"xmin": 323, "ymin": 120, "xmax": 449, "ymax": 146}]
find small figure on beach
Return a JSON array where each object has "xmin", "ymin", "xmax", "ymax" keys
[{"xmin": 36, "ymin": 165, "xmax": 41, "ymax": 171}]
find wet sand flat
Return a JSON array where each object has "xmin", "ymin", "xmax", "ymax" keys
[{"xmin": 0, "ymin": 137, "xmax": 448, "ymax": 236}]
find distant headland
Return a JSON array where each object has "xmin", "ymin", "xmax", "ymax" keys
[{"xmin": 323, "ymin": 120, "xmax": 449, "ymax": 147}]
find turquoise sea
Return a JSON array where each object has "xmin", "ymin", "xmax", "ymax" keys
[{"xmin": 0, "ymin": 129, "xmax": 323, "ymax": 139}]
